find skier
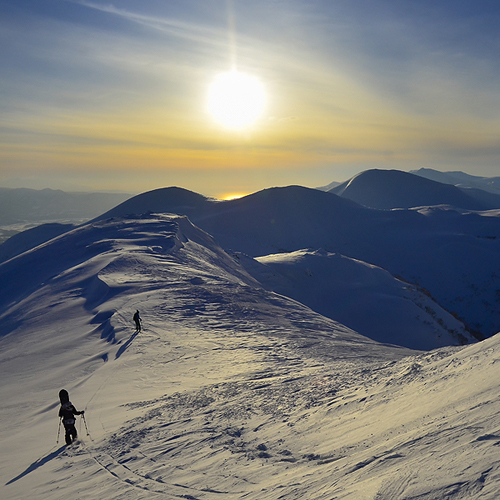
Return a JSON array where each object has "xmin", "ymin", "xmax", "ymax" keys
[
  {"xmin": 133, "ymin": 310, "xmax": 142, "ymax": 332},
  {"xmin": 58, "ymin": 389, "xmax": 84, "ymax": 445}
]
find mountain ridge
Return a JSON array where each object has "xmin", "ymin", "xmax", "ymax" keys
[
  {"xmin": 412, "ymin": 167, "xmax": 500, "ymax": 195},
  {"xmin": 329, "ymin": 169, "xmax": 500, "ymax": 210}
]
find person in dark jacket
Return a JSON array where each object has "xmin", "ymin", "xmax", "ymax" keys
[
  {"xmin": 133, "ymin": 310, "xmax": 142, "ymax": 332},
  {"xmin": 58, "ymin": 389, "xmax": 84, "ymax": 445}
]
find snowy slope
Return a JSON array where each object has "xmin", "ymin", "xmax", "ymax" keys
[
  {"xmin": 238, "ymin": 249, "xmax": 474, "ymax": 350},
  {"xmin": 1, "ymin": 213, "xmax": 500, "ymax": 499},
  {"xmin": 0, "ymin": 222, "xmax": 75, "ymax": 264}
]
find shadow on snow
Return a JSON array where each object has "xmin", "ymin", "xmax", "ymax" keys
[{"xmin": 6, "ymin": 445, "xmax": 67, "ymax": 485}]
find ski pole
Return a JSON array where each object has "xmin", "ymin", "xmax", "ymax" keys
[
  {"xmin": 82, "ymin": 413, "xmax": 91, "ymax": 437},
  {"xmin": 56, "ymin": 418, "xmax": 62, "ymax": 444}
]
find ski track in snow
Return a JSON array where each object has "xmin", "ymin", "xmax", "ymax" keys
[{"xmin": 1, "ymin": 214, "xmax": 500, "ymax": 499}]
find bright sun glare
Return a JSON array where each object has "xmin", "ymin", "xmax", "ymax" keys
[{"xmin": 207, "ymin": 71, "xmax": 266, "ymax": 130}]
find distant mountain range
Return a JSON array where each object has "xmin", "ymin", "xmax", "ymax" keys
[
  {"xmin": 2, "ymin": 169, "xmax": 498, "ymax": 226},
  {"xmin": 317, "ymin": 167, "xmax": 500, "ymax": 197},
  {"xmin": 411, "ymin": 167, "xmax": 500, "ymax": 195},
  {"xmin": 328, "ymin": 169, "xmax": 500, "ymax": 210}
]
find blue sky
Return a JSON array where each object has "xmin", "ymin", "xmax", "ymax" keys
[{"xmin": 1, "ymin": 0, "xmax": 499, "ymax": 197}]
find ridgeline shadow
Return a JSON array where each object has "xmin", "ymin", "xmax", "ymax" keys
[{"xmin": 6, "ymin": 445, "xmax": 67, "ymax": 485}]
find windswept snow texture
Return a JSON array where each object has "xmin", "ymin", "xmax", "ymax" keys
[
  {"xmin": 240, "ymin": 249, "xmax": 473, "ymax": 350},
  {"xmin": 1, "ymin": 213, "xmax": 500, "ymax": 499}
]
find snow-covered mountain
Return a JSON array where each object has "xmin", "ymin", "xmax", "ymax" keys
[
  {"xmin": 94, "ymin": 184, "xmax": 500, "ymax": 340},
  {"xmin": 238, "ymin": 249, "xmax": 474, "ymax": 350},
  {"xmin": 412, "ymin": 167, "xmax": 500, "ymax": 195},
  {"xmin": 1, "ymin": 212, "xmax": 500, "ymax": 499},
  {"xmin": 329, "ymin": 169, "xmax": 500, "ymax": 210},
  {"xmin": 315, "ymin": 179, "xmax": 342, "ymax": 191},
  {"xmin": 95, "ymin": 186, "xmax": 211, "ymax": 222}
]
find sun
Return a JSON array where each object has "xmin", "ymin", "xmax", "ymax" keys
[{"xmin": 207, "ymin": 71, "xmax": 266, "ymax": 130}]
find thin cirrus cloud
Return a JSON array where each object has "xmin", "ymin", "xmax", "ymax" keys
[{"xmin": 74, "ymin": 0, "xmax": 227, "ymax": 46}]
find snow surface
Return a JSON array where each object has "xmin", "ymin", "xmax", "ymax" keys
[
  {"xmin": 2, "ymin": 213, "xmax": 500, "ymax": 499},
  {"xmin": 240, "ymin": 249, "xmax": 473, "ymax": 350},
  {"xmin": 0, "ymin": 223, "xmax": 75, "ymax": 264}
]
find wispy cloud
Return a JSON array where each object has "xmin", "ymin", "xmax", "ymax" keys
[{"xmin": 74, "ymin": 0, "xmax": 226, "ymax": 46}]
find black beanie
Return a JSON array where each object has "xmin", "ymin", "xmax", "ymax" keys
[{"xmin": 59, "ymin": 389, "xmax": 69, "ymax": 404}]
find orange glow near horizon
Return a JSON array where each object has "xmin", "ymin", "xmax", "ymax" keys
[{"xmin": 220, "ymin": 193, "xmax": 248, "ymax": 200}]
